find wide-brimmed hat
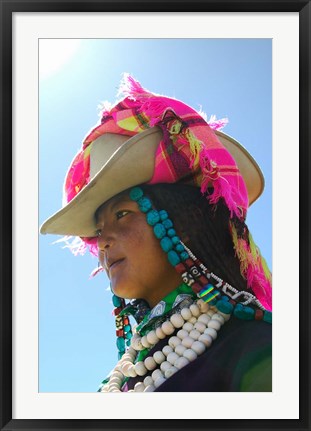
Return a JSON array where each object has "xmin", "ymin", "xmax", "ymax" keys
[{"xmin": 40, "ymin": 125, "xmax": 264, "ymax": 237}]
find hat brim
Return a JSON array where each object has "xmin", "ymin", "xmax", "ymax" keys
[{"xmin": 40, "ymin": 127, "xmax": 264, "ymax": 237}]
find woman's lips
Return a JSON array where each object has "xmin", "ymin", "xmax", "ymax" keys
[{"xmin": 109, "ymin": 258, "xmax": 125, "ymax": 272}]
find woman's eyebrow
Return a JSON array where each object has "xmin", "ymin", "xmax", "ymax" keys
[
  {"xmin": 109, "ymin": 196, "xmax": 133, "ymax": 212},
  {"xmin": 95, "ymin": 195, "xmax": 134, "ymax": 224}
]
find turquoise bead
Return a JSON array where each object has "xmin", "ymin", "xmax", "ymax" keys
[
  {"xmin": 124, "ymin": 324, "xmax": 131, "ymax": 332},
  {"xmin": 118, "ymin": 351, "xmax": 124, "ymax": 360},
  {"xmin": 159, "ymin": 210, "xmax": 168, "ymax": 220},
  {"xmin": 263, "ymin": 311, "xmax": 272, "ymax": 324},
  {"xmin": 160, "ymin": 236, "xmax": 173, "ymax": 252},
  {"xmin": 129, "ymin": 186, "xmax": 144, "ymax": 201},
  {"xmin": 216, "ymin": 299, "xmax": 233, "ymax": 314},
  {"xmin": 180, "ymin": 251, "xmax": 189, "ymax": 261},
  {"xmin": 112, "ymin": 295, "xmax": 122, "ymax": 307},
  {"xmin": 167, "ymin": 250, "xmax": 181, "ymax": 266},
  {"xmin": 146, "ymin": 210, "xmax": 160, "ymax": 226},
  {"xmin": 221, "ymin": 295, "xmax": 229, "ymax": 302},
  {"xmin": 154, "ymin": 223, "xmax": 166, "ymax": 239},
  {"xmin": 167, "ymin": 228, "xmax": 176, "ymax": 237},
  {"xmin": 116, "ymin": 336, "xmax": 125, "ymax": 351},
  {"xmin": 175, "ymin": 244, "xmax": 184, "ymax": 253},
  {"xmin": 233, "ymin": 304, "xmax": 255, "ymax": 320},
  {"xmin": 125, "ymin": 332, "xmax": 132, "ymax": 339},
  {"xmin": 137, "ymin": 196, "xmax": 152, "ymax": 212},
  {"xmin": 171, "ymin": 236, "xmax": 181, "ymax": 245},
  {"xmin": 162, "ymin": 219, "xmax": 173, "ymax": 229},
  {"xmin": 126, "ymin": 339, "xmax": 131, "ymax": 346}
]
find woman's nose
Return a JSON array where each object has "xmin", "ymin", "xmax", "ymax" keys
[{"xmin": 97, "ymin": 230, "xmax": 115, "ymax": 251}]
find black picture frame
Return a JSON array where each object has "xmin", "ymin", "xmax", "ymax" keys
[{"xmin": 1, "ymin": 1, "xmax": 310, "ymax": 430}]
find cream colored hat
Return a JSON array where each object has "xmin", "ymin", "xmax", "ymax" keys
[{"xmin": 40, "ymin": 127, "xmax": 264, "ymax": 238}]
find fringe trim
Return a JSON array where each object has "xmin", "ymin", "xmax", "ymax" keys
[
  {"xmin": 53, "ymin": 236, "xmax": 98, "ymax": 257},
  {"xmin": 229, "ymin": 221, "xmax": 272, "ymax": 310}
]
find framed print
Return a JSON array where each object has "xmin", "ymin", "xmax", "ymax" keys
[{"xmin": 1, "ymin": 1, "xmax": 310, "ymax": 430}]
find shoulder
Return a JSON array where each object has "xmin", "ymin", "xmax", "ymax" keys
[{"xmin": 155, "ymin": 318, "xmax": 272, "ymax": 392}]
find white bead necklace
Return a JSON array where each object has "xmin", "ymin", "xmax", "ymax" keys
[{"xmin": 100, "ymin": 298, "xmax": 231, "ymax": 393}]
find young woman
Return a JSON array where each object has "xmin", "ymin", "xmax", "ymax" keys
[{"xmin": 41, "ymin": 75, "xmax": 272, "ymax": 392}]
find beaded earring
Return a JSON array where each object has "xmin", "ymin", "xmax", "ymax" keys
[
  {"xmin": 112, "ymin": 292, "xmax": 133, "ymax": 359},
  {"xmin": 129, "ymin": 186, "xmax": 272, "ymax": 325}
]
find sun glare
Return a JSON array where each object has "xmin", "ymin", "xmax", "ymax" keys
[{"xmin": 39, "ymin": 39, "xmax": 81, "ymax": 80}]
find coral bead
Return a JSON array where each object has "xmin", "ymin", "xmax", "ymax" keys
[
  {"xmin": 162, "ymin": 321, "xmax": 175, "ymax": 335},
  {"xmin": 153, "ymin": 351, "xmax": 165, "ymax": 364},
  {"xmin": 191, "ymin": 340, "xmax": 206, "ymax": 355},
  {"xmin": 170, "ymin": 313, "xmax": 185, "ymax": 328}
]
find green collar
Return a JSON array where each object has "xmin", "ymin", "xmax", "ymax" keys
[{"xmin": 121, "ymin": 282, "xmax": 197, "ymax": 336}]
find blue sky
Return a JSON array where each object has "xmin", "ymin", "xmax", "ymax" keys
[{"xmin": 39, "ymin": 38, "xmax": 271, "ymax": 392}]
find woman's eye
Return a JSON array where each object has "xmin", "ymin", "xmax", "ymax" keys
[{"xmin": 116, "ymin": 210, "xmax": 129, "ymax": 220}]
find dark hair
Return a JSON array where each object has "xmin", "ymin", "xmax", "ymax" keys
[{"xmin": 143, "ymin": 183, "xmax": 249, "ymax": 293}]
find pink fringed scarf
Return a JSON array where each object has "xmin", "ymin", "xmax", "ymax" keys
[{"xmin": 62, "ymin": 73, "xmax": 272, "ymax": 311}]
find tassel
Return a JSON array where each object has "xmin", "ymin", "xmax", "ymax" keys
[
  {"xmin": 90, "ymin": 265, "xmax": 104, "ymax": 278},
  {"xmin": 229, "ymin": 220, "xmax": 272, "ymax": 311},
  {"xmin": 207, "ymin": 114, "xmax": 229, "ymax": 131},
  {"xmin": 117, "ymin": 73, "xmax": 149, "ymax": 99},
  {"xmin": 185, "ymin": 128, "xmax": 203, "ymax": 168}
]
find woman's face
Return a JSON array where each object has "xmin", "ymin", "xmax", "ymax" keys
[{"xmin": 95, "ymin": 191, "xmax": 182, "ymax": 307}]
